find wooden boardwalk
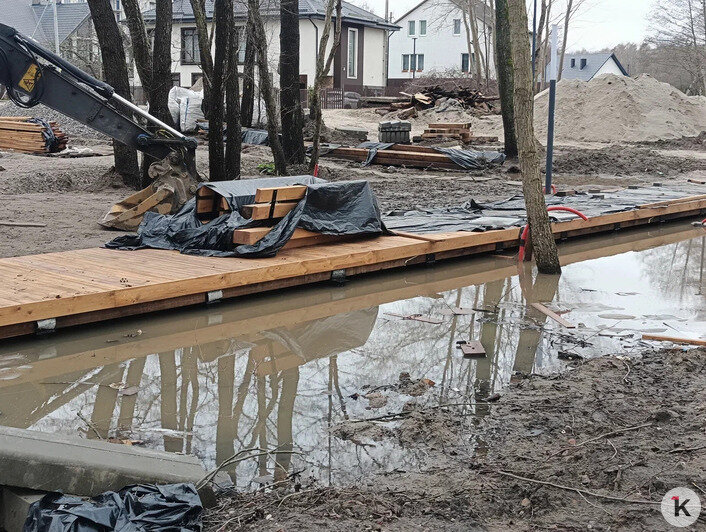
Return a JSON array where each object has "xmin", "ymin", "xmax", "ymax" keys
[{"xmin": 1, "ymin": 194, "xmax": 705, "ymax": 339}]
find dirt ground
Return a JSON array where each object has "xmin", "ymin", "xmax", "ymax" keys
[
  {"xmin": 203, "ymin": 347, "xmax": 706, "ymax": 531},
  {"xmin": 2, "ymin": 108, "xmax": 706, "ymax": 257}
]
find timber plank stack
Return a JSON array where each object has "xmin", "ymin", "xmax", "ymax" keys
[
  {"xmin": 322, "ymin": 144, "xmax": 464, "ymax": 170},
  {"xmin": 422, "ymin": 122, "xmax": 472, "ymax": 142},
  {"xmin": 0, "ymin": 117, "xmax": 67, "ymax": 154}
]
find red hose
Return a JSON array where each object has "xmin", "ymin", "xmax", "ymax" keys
[
  {"xmin": 313, "ymin": 164, "xmax": 319, "ymax": 177},
  {"xmin": 543, "ymin": 185, "xmax": 557, "ymax": 194},
  {"xmin": 518, "ymin": 206, "xmax": 589, "ymax": 262}
]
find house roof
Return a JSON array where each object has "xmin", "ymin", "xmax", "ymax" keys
[
  {"xmin": 143, "ymin": 0, "xmax": 399, "ymax": 30},
  {"xmin": 394, "ymin": 0, "xmax": 490, "ymax": 25},
  {"xmin": 549, "ymin": 52, "xmax": 628, "ymax": 82},
  {"xmin": 0, "ymin": 0, "xmax": 90, "ymax": 47}
]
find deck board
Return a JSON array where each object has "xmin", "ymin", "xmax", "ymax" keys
[{"xmin": 0, "ymin": 192, "xmax": 704, "ymax": 339}]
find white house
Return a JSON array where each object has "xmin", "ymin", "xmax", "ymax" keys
[
  {"xmin": 547, "ymin": 52, "xmax": 628, "ymax": 82},
  {"xmin": 141, "ymin": 0, "xmax": 398, "ymax": 95},
  {"xmin": 387, "ymin": 0, "xmax": 495, "ymax": 91}
]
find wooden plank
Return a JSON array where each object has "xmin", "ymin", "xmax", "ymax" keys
[
  {"xmin": 427, "ymin": 122, "xmax": 472, "ymax": 129},
  {"xmin": 233, "ymin": 227, "xmax": 320, "ymax": 245},
  {"xmin": 241, "ymin": 202, "xmax": 297, "ymax": 220},
  {"xmin": 637, "ymin": 194, "xmax": 706, "ymax": 209},
  {"xmin": 254, "ymin": 185, "xmax": 307, "ymax": 203},
  {"xmin": 530, "ymin": 302, "xmax": 576, "ymax": 328},
  {"xmin": 641, "ymin": 334, "xmax": 706, "ymax": 346}
]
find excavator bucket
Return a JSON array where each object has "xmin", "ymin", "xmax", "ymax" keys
[{"xmin": 99, "ymin": 184, "xmax": 175, "ymax": 231}]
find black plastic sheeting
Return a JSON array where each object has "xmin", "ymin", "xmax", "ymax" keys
[
  {"xmin": 106, "ymin": 176, "xmax": 387, "ymax": 257},
  {"xmin": 24, "ymin": 483, "xmax": 202, "ymax": 532},
  {"xmin": 28, "ymin": 118, "xmax": 60, "ymax": 152},
  {"xmin": 383, "ymin": 187, "xmax": 701, "ymax": 234},
  {"xmin": 356, "ymin": 142, "xmax": 505, "ymax": 170},
  {"xmin": 242, "ymin": 128, "xmax": 270, "ymax": 146}
]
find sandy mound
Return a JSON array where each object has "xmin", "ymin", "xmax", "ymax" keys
[{"xmin": 534, "ymin": 73, "xmax": 706, "ymax": 143}]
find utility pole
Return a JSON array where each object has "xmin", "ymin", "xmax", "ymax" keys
[
  {"xmin": 545, "ymin": 24, "xmax": 558, "ymax": 194},
  {"xmin": 52, "ymin": 0, "xmax": 60, "ymax": 54}
]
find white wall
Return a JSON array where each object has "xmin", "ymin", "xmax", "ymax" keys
[
  {"xmin": 363, "ymin": 28, "xmax": 385, "ymax": 87},
  {"xmin": 388, "ymin": 0, "xmax": 495, "ymax": 80},
  {"xmin": 595, "ymin": 58, "xmax": 624, "ymax": 78}
]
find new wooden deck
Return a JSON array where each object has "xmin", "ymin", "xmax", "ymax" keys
[{"xmin": 1, "ymin": 194, "xmax": 705, "ymax": 339}]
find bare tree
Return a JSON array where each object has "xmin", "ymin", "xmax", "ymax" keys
[
  {"xmin": 507, "ymin": 0, "xmax": 560, "ymax": 273},
  {"xmin": 556, "ymin": 0, "xmax": 588, "ymax": 81},
  {"xmin": 241, "ymin": 5, "xmax": 256, "ymax": 127},
  {"xmin": 280, "ymin": 0, "xmax": 306, "ymax": 165},
  {"xmin": 495, "ymin": 0, "xmax": 517, "ymax": 158},
  {"xmin": 225, "ymin": 23, "xmax": 242, "ymax": 177},
  {"xmin": 208, "ymin": 0, "xmax": 229, "ymax": 181},
  {"xmin": 86, "ymin": 0, "xmax": 140, "ymax": 188},
  {"xmin": 248, "ymin": 0, "xmax": 288, "ymax": 174},
  {"xmin": 308, "ymin": 0, "xmax": 343, "ymax": 173}
]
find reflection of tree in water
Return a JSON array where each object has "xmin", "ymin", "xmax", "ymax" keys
[
  {"xmin": 3, "ymin": 270, "xmax": 565, "ymax": 487},
  {"xmin": 638, "ymin": 237, "xmax": 705, "ymax": 301}
]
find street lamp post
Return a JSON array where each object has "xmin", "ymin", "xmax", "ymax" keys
[{"xmin": 412, "ymin": 37, "xmax": 417, "ymax": 79}]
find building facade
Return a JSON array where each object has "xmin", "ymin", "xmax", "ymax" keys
[
  {"xmin": 388, "ymin": 0, "xmax": 495, "ymax": 91},
  {"xmin": 142, "ymin": 0, "xmax": 398, "ymax": 95}
]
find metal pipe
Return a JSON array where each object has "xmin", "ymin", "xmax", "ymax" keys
[
  {"xmin": 52, "ymin": 0, "xmax": 60, "ymax": 54},
  {"xmin": 307, "ymin": 17, "xmax": 318, "ymax": 56},
  {"xmin": 545, "ymin": 24, "xmax": 558, "ymax": 194},
  {"xmin": 111, "ymin": 93, "xmax": 186, "ymax": 140}
]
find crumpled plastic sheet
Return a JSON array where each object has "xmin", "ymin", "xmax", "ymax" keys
[
  {"xmin": 241, "ymin": 128, "xmax": 270, "ymax": 145},
  {"xmin": 106, "ymin": 176, "xmax": 387, "ymax": 258},
  {"xmin": 356, "ymin": 142, "xmax": 505, "ymax": 169},
  {"xmin": 28, "ymin": 117, "xmax": 60, "ymax": 152},
  {"xmin": 23, "ymin": 483, "xmax": 202, "ymax": 532}
]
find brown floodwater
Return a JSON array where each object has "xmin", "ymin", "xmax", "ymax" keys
[{"xmin": 0, "ymin": 222, "xmax": 704, "ymax": 488}]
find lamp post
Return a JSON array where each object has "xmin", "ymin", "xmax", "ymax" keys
[{"xmin": 412, "ymin": 37, "xmax": 417, "ymax": 79}]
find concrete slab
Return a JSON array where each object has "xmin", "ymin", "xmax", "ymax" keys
[
  {"xmin": 0, "ymin": 426, "xmax": 206, "ymax": 498},
  {"xmin": 0, "ymin": 486, "xmax": 44, "ymax": 532}
]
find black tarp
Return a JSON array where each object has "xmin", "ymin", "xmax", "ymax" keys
[
  {"xmin": 24, "ymin": 483, "xmax": 202, "ymax": 532},
  {"xmin": 356, "ymin": 142, "xmax": 505, "ymax": 170},
  {"xmin": 106, "ymin": 176, "xmax": 387, "ymax": 257}
]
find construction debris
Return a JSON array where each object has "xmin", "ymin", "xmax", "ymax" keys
[
  {"xmin": 370, "ymin": 88, "xmax": 499, "ymax": 116},
  {"xmin": 0, "ymin": 117, "xmax": 67, "ymax": 154},
  {"xmin": 417, "ymin": 122, "xmax": 499, "ymax": 144}
]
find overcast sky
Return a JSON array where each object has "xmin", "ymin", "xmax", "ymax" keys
[{"xmin": 352, "ymin": 0, "xmax": 652, "ymax": 52}]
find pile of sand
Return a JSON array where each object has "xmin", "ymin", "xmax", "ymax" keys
[{"xmin": 534, "ymin": 74, "xmax": 706, "ymax": 143}]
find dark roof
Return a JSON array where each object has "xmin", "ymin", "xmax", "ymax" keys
[
  {"xmin": 143, "ymin": 0, "xmax": 399, "ymax": 30},
  {"xmin": 548, "ymin": 52, "xmax": 628, "ymax": 82},
  {"xmin": 0, "ymin": 0, "xmax": 90, "ymax": 47}
]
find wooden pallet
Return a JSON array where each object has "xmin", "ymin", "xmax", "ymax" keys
[{"xmin": 0, "ymin": 117, "xmax": 67, "ymax": 154}]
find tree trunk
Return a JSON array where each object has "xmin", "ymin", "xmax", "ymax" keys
[
  {"xmin": 468, "ymin": 0, "xmax": 485, "ymax": 81},
  {"xmin": 149, "ymin": 0, "xmax": 175, "ymax": 125},
  {"xmin": 308, "ymin": 0, "xmax": 342, "ymax": 173},
  {"xmin": 208, "ymin": 0, "xmax": 228, "ymax": 181},
  {"xmin": 241, "ymin": 11, "xmax": 256, "ymax": 128},
  {"xmin": 279, "ymin": 0, "xmax": 305, "ymax": 165},
  {"xmin": 248, "ymin": 0, "xmax": 288, "ymax": 174},
  {"xmin": 225, "ymin": 22, "xmax": 242, "ymax": 178},
  {"xmin": 557, "ymin": 0, "xmax": 572, "ymax": 82},
  {"xmin": 507, "ymin": 0, "xmax": 560, "ymax": 274},
  {"xmin": 189, "ymin": 0, "xmax": 214, "ymax": 116},
  {"xmin": 121, "ymin": 0, "xmax": 152, "ymax": 96},
  {"xmin": 86, "ymin": 0, "xmax": 140, "ymax": 188},
  {"xmin": 533, "ymin": 0, "xmax": 548, "ymax": 89},
  {"xmin": 495, "ymin": 0, "xmax": 518, "ymax": 159}
]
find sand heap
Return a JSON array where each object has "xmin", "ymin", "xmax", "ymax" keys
[{"xmin": 534, "ymin": 74, "xmax": 706, "ymax": 143}]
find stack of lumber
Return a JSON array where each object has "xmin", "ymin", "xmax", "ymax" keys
[
  {"xmin": 375, "ymin": 88, "xmax": 499, "ymax": 117},
  {"xmin": 322, "ymin": 144, "xmax": 466, "ymax": 170},
  {"xmin": 0, "ymin": 117, "xmax": 67, "ymax": 154},
  {"xmin": 420, "ymin": 122, "xmax": 498, "ymax": 144}
]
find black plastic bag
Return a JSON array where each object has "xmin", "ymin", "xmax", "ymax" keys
[{"xmin": 24, "ymin": 483, "xmax": 202, "ymax": 532}]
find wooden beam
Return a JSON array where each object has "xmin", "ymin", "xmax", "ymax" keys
[
  {"xmin": 531, "ymin": 302, "xmax": 576, "ymax": 328},
  {"xmin": 233, "ymin": 227, "xmax": 320, "ymax": 245},
  {"xmin": 254, "ymin": 185, "xmax": 307, "ymax": 203},
  {"xmin": 642, "ymin": 334, "xmax": 706, "ymax": 346},
  {"xmin": 241, "ymin": 202, "xmax": 297, "ymax": 220}
]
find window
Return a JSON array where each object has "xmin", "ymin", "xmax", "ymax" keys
[
  {"xmin": 461, "ymin": 52, "xmax": 475, "ymax": 73},
  {"xmin": 181, "ymin": 28, "xmax": 200, "ymax": 64},
  {"xmin": 171, "ymin": 73, "xmax": 181, "ymax": 87},
  {"xmin": 570, "ymin": 58, "xmax": 576, "ymax": 68},
  {"xmin": 408, "ymin": 20, "xmax": 416, "ymax": 36},
  {"xmin": 453, "ymin": 19, "xmax": 461, "ymax": 35},
  {"xmin": 419, "ymin": 20, "xmax": 427, "ymax": 36},
  {"xmin": 403, "ymin": 54, "xmax": 424, "ymax": 72},
  {"xmin": 235, "ymin": 27, "xmax": 246, "ymax": 64},
  {"xmin": 580, "ymin": 58, "xmax": 587, "ymax": 69},
  {"xmin": 347, "ymin": 28, "xmax": 358, "ymax": 79}
]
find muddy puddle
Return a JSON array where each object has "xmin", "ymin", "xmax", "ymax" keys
[{"xmin": 0, "ymin": 223, "xmax": 704, "ymax": 489}]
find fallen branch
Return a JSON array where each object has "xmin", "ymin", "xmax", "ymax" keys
[
  {"xmin": 0, "ymin": 221, "xmax": 47, "ymax": 227},
  {"xmin": 497, "ymin": 471, "xmax": 658, "ymax": 506},
  {"xmin": 347, "ymin": 402, "xmax": 495, "ymax": 424},
  {"xmin": 77, "ymin": 412, "xmax": 104, "ymax": 440}
]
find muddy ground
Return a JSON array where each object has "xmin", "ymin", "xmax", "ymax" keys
[
  {"xmin": 2, "ymin": 111, "xmax": 706, "ymax": 256},
  {"xmin": 203, "ymin": 347, "xmax": 706, "ymax": 531}
]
